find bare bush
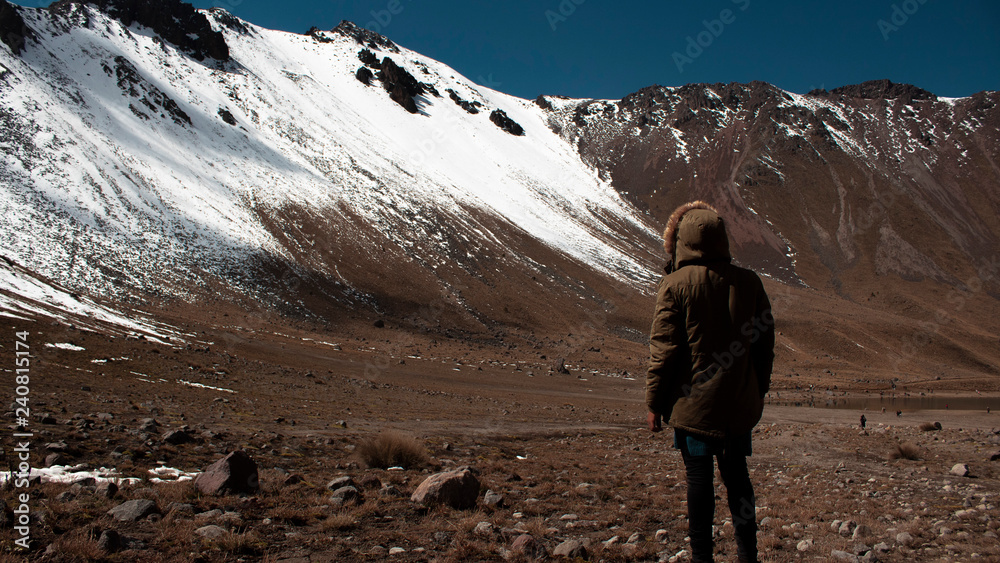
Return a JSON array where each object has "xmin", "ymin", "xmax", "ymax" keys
[
  {"xmin": 355, "ymin": 431, "xmax": 429, "ymax": 469},
  {"xmin": 889, "ymin": 442, "xmax": 923, "ymax": 460},
  {"xmin": 918, "ymin": 421, "xmax": 943, "ymax": 431}
]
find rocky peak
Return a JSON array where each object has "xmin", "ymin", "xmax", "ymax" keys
[
  {"xmin": 0, "ymin": 0, "xmax": 33, "ymax": 55},
  {"xmin": 333, "ymin": 20, "xmax": 399, "ymax": 53},
  {"xmin": 50, "ymin": 0, "xmax": 229, "ymax": 62},
  {"xmin": 813, "ymin": 79, "xmax": 936, "ymax": 103}
]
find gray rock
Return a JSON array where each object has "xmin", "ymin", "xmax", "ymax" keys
[
  {"xmin": 45, "ymin": 453, "xmax": 68, "ymax": 467},
  {"xmin": 196, "ymin": 524, "xmax": 228, "ymax": 539},
  {"xmin": 95, "ymin": 480, "xmax": 118, "ymax": 499},
  {"xmin": 627, "ymin": 532, "xmax": 644, "ymax": 544},
  {"xmin": 831, "ymin": 549, "xmax": 860, "ymax": 562},
  {"xmin": 107, "ymin": 499, "xmax": 159, "ymax": 522},
  {"xmin": 330, "ymin": 486, "xmax": 362, "ymax": 506},
  {"xmin": 483, "ymin": 489, "xmax": 504, "ymax": 507},
  {"xmin": 194, "ymin": 450, "xmax": 259, "ymax": 495},
  {"xmin": 872, "ymin": 542, "xmax": 891, "ymax": 553},
  {"xmin": 895, "ymin": 531, "xmax": 914, "ymax": 546},
  {"xmin": 96, "ymin": 529, "xmax": 121, "ymax": 552},
  {"xmin": 162, "ymin": 429, "xmax": 193, "ymax": 445},
  {"xmin": 839, "ymin": 520, "xmax": 858, "ymax": 537},
  {"xmin": 853, "ymin": 524, "xmax": 872, "ymax": 539},
  {"xmin": 473, "ymin": 521, "xmax": 495, "ymax": 537},
  {"xmin": 410, "ymin": 466, "xmax": 479, "ymax": 509},
  {"xmin": 327, "ymin": 475, "xmax": 357, "ymax": 490},
  {"xmin": 554, "ymin": 539, "xmax": 587, "ymax": 558},
  {"xmin": 797, "ymin": 539, "xmax": 814, "ymax": 551},
  {"xmin": 951, "ymin": 463, "xmax": 970, "ymax": 477},
  {"xmin": 654, "ymin": 529, "xmax": 669, "ymax": 543}
]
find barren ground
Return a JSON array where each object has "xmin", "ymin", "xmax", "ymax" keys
[{"xmin": 1, "ymin": 312, "xmax": 998, "ymax": 562}]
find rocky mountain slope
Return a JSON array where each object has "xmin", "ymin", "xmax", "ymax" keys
[{"xmin": 0, "ymin": 0, "xmax": 997, "ymax": 383}]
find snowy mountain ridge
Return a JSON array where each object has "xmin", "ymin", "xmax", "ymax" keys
[{"xmin": 1, "ymin": 1, "xmax": 661, "ymax": 330}]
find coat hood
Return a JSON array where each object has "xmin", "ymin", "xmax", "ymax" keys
[{"xmin": 662, "ymin": 201, "xmax": 731, "ymax": 269}]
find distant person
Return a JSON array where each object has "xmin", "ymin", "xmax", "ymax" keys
[
  {"xmin": 896, "ymin": 410, "xmax": 902, "ymax": 417},
  {"xmin": 646, "ymin": 201, "xmax": 774, "ymax": 563},
  {"xmin": 860, "ymin": 414, "xmax": 867, "ymax": 429}
]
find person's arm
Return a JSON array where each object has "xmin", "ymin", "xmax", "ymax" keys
[
  {"xmin": 646, "ymin": 278, "xmax": 685, "ymax": 428},
  {"xmin": 751, "ymin": 279, "xmax": 775, "ymax": 397}
]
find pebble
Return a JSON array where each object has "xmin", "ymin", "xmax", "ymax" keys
[
  {"xmin": 796, "ymin": 539, "xmax": 813, "ymax": 552},
  {"xmin": 388, "ymin": 547, "xmax": 405, "ymax": 555},
  {"xmin": 896, "ymin": 531, "xmax": 914, "ymax": 546}
]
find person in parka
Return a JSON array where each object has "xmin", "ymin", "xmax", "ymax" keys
[{"xmin": 646, "ymin": 201, "xmax": 774, "ymax": 563}]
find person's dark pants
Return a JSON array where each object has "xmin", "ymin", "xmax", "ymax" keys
[{"xmin": 680, "ymin": 446, "xmax": 758, "ymax": 563}]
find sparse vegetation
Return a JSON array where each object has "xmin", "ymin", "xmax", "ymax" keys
[
  {"xmin": 889, "ymin": 441, "xmax": 924, "ymax": 460},
  {"xmin": 356, "ymin": 430, "xmax": 430, "ymax": 469},
  {"xmin": 919, "ymin": 421, "xmax": 943, "ymax": 431}
]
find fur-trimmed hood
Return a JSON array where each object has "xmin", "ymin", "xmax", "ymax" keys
[{"xmin": 662, "ymin": 201, "xmax": 731, "ymax": 269}]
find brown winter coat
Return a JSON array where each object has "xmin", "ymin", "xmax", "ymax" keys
[{"xmin": 646, "ymin": 202, "xmax": 774, "ymax": 439}]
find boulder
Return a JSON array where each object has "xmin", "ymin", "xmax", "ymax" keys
[
  {"xmin": 554, "ymin": 539, "xmax": 587, "ymax": 558},
  {"xmin": 410, "ymin": 466, "xmax": 480, "ymax": 509},
  {"xmin": 96, "ymin": 529, "xmax": 122, "ymax": 552},
  {"xmin": 194, "ymin": 450, "xmax": 259, "ymax": 495},
  {"xmin": 107, "ymin": 499, "xmax": 158, "ymax": 522},
  {"xmin": 950, "ymin": 463, "xmax": 970, "ymax": 477},
  {"xmin": 511, "ymin": 534, "xmax": 547, "ymax": 560}
]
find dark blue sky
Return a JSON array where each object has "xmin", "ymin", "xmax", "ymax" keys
[{"xmin": 16, "ymin": 0, "xmax": 1000, "ymax": 99}]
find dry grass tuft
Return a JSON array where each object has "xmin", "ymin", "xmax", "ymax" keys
[
  {"xmin": 356, "ymin": 431, "xmax": 430, "ymax": 469},
  {"xmin": 889, "ymin": 441, "xmax": 923, "ymax": 460},
  {"xmin": 918, "ymin": 421, "xmax": 943, "ymax": 431},
  {"xmin": 321, "ymin": 513, "xmax": 357, "ymax": 531}
]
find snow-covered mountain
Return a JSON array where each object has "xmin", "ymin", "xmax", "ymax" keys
[
  {"xmin": 0, "ymin": 0, "xmax": 660, "ymax": 335},
  {"xmin": 1, "ymin": 0, "xmax": 998, "ymax": 356}
]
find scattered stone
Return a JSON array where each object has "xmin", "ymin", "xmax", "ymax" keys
[
  {"xmin": 107, "ymin": 499, "xmax": 159, "ymax": 522},
  {"xmin": 655, "ymin": 529, "xmax": 669, "ymax": 543},
  {"xmin": 872, "ymin": 542, "xmax": 891, "ymax": 554},
  {"xmin": 559, "ymin": 513, "xmax": 579, "ymax": 521},
  {"xmin": 950, "ymin": 463, "xmax": 970, "ymax": 477},
  {"xmin": 483, "ymin": 489, "xmax": 504, "ymax": 507},
  {"xmin": 96, "ymin": 529, "xmax": 122, "ymax": 552},
  {"xmin": 194, "ymin": 450, "xmax": 259, "ymax": 495},
  {"xmin": 379, "ymin": 485, "xmax": 404, "ymax": 498},
  {"xmin": 473, "ymin": 521, "xmax": 495, "ymax": 537},
  {"xmin": 196, "ymin": 525, "xmax": 228, "ymax": 539},
  {"xmin": 95, "ymin": 480, "xmax": 118, "ymax": 499},
  {"xmin": 627, "ymin": 532, "xmax": 644, "ymax": 544},
  {"xmin": 853, "ymin": 524, "xmax": 872, "ymax": 539},
  {"xmin": 283, "ymin": 474, "xmax": 304, "ymax": 486},
  {"xmin": 603, "ymin": 535, "xmax": 620, "ymax": 547},
  {"xmin": 327, "ymin": 475, "xmax": 357, "ymax": 490},
  {"xmin": 162, "ymin": 429, "xmax": 193, "ymax": 445},
  {"xmin": 839, "ymin": 520, "xmax": 857, "ymax": 537},
  {"xmin": 759, "ymin": 516, "xmax": 773, "ymax": 528},
  {"xmin": 511, "ymin": 534, "xmax": 547, "ymax": 560},
  {"xmin": 410, "ymin": 466, "xmax": 480, "ymax": 509},
  {"xmin": 895, "ymin": 531, "xmax": 914, "ymax": 546},
  {"xmin": 554, "ymin": 539, "xmax": 587, "ymax": 558},
  {"xmin": 388, "ymin": 547, "xmax": 405, "ymax": 555},
  {"xmin": 331, "ymin": 486, "xmax": 362, "ymax": 506},
  {"xmin": 797, "ymin": 539, "xmax": 814, "ymax": 551},
  {"xmin": 45, "ymin": 453, "xmax": 68, "ymax": 467},
  {"xmin": 831, "ymin": 549, "xmax": 860, "ymax": 562}
]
